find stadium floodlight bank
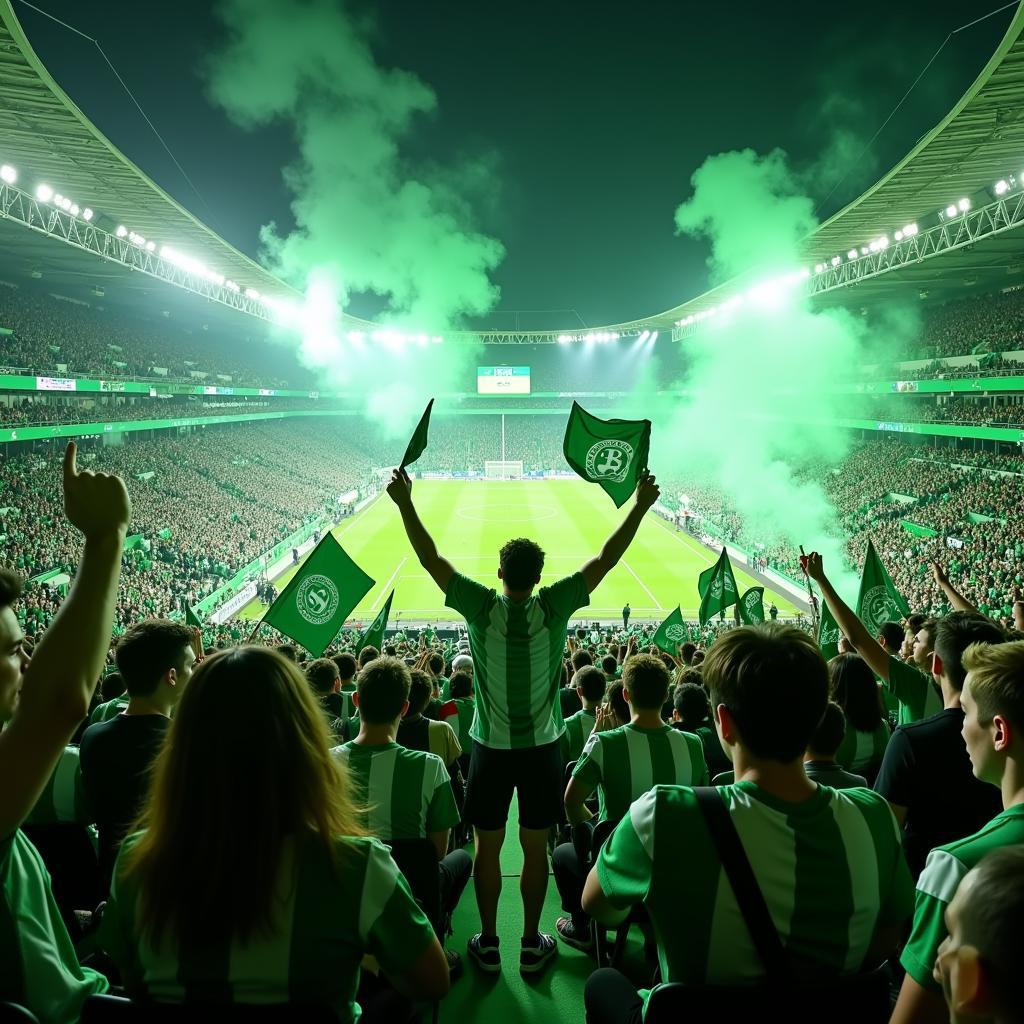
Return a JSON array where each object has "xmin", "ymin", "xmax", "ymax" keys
[{"xmin": 484, "ymin": 460, "xmax": 524, "ymax": 480}]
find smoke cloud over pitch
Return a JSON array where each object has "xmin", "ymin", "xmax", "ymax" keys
[{"xmin": 205, "ymin": 0, "xmax": 503, "ymax": 434}]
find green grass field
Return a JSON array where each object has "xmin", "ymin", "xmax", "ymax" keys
[{"xmin": 238, "ymin": 479, "xmax": 799, "ymax": 625}]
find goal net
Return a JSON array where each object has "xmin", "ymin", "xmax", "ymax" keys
[{"xmin": 484, "ymin": 460, "xmax": 524, "ymax": 480}]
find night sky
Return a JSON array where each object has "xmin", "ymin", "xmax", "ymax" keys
[{"xmin": 14, "ymin": 0, "xmax": 1013, "ymax": 328}]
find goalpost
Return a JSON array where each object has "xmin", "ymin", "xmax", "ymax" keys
[{"xmin": 485, "ymin": 460, "xmax": 524, "ymax": 480}]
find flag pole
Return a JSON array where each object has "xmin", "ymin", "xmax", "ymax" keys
[
  {"xmin": 798, "ymin": 545, "xmax": 820, "ymax": 633},
  {"xmin": 247, "ymin": 616, "xmax": 265, "ymax": 645}
]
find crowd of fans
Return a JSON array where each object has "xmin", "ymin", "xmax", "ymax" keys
[
  {"xmin": 2, "ymin": 450, "xmax": 1023, "ymax": 1024},
  {"xmin": 866, "ymin": 395, "xmax": 1024, "ymax": 426}
]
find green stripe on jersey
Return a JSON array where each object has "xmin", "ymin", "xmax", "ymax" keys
[
  {"xmin": 0, "ymin": 830, "xmax": 108, "ymax": 1018},
  {"xmin": 835, "ymin": 720, "xmax": 890, "ymax": 774},
  {"xmin": 333, "ymin": 742, "xmax": 459, "ymax": 839},
  {"xmin": 573, "ymin": 724, "xmax": 709, "ymax": 821},
  {"xmin": 101, "ymin": 834, "xmax": 434, "ymax": 1023},
  {"xmin": 901, "ymin": 804, "xmax": 1024, "ymax": 993},
  {"xmin": 445, "ymin": 572, "xmax": 589, "ymax": 750},
  {"xmin": 596, "ymin": 782, "xmax": 914, "ymax": 1006},
  {"xmin": 885, "ymin": 656, "xmax": 942, "ymax": 726},
  {"xmin": 561, "ymin": 709, "xmax": 596, "ymax": 765}
]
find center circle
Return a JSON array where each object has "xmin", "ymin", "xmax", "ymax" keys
[{"xmin": 455, "ymin": 502, "xmax": 558, "ymax": 523}]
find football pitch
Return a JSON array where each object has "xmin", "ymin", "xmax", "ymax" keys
[{"xmin": 237, "ymin": 479, "xmax": 799, "ymax": 626}]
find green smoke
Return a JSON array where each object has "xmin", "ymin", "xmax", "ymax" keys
[
  {"xmin": 205, "ymin": 0, "xmax": 500, "ymax": 434},
  {"xmin": 655, "ymin": 147, "xmax": 918, "ymax": 598}
]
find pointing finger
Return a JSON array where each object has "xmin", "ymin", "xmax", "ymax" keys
[{"xmin": 63, "ymin": 441, "xmax": 78, "ymax": 483}]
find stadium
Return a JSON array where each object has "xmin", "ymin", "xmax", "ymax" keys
[{"xmin": 3, "ymin": 1, "xmax": 1024, "ymax": 1023}]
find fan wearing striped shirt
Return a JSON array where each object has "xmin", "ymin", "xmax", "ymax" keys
[
  {"xmin": 386, "ymin": 465, "xmax": 661, "ymax": 977},
  {"xmin": 553, "ymin": 653, "xmax": 708, "ymax": 951},
  {"xmin": 581, "ymin": 624, "xmax": 915, "ymax": 1024},
  {"xmin": 333, "ymin": 656, "xmax": 472, "ymax": 980}
]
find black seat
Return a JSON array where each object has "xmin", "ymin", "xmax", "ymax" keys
[
  {"xmin": 644, "ymin": 973, "xmax": 891, "ymax": 1023},
  {"xmin": 589, "ymin": 817, "xmax": 650, "ymax": 970},
  {"xmin": 384, "ymin": 838, "xmax": 444, "ymax": 939},
  {"xmin": 81, "ymin": 995, "xmax": 338, "ymax": 1022},
  {"xmin": 0, "ymin": 1003, "xmax": 40, "ymax": 1023}
]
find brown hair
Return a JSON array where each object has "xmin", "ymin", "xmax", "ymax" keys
[{"xmin": 119, "ymin": 646, "xmax": 365, "ymax": 947}]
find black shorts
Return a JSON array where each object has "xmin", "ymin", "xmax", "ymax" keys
[{"xmin": 463, "ymin": 738, "xmax": 563, "ymax": 831}]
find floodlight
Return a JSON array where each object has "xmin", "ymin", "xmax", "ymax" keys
[
  {"xmin": 996, "ymin": 180, "xmax": 1009, "ymax": 195},
  {"xmin": 432, "ymin": 335, "xmax": 444, "ymax": 344},
  {"xmin": 958, "ymin": 197, "xmax": 970, "ymax": 212},
  {"xmin": 245, "ymin": 288, "xmax": 260, "ymax": 299},
  {"xmin": 815, "ymin": 263, "xmax": 823, "ymax": 273},
  {"xmin": 70, "ymin": 204, "xmax": 79, "ymax": 216},
  {"xmin": 894, "ymin": 231, "xmax": 903, "ymax": 241},
  {"xmin": 638, "ymin": 330, "xmax": 650, "ymax": 343},
  {"xmin": 879, "ymin": 236, "xmax": 889, "ymax": 248},
  {"xmin": 146, "ymin": 241, "xmax": 156, "ymax": 252},
  {"xmin": 831, "ymin": 255, "xmax": 841, "ymax": 267},
  {"xmin": 648, "ymin": 331, "xmax": 658, "ymax": 343},
  {"xmin": 904, "ymin": 223, "xmax": 918, "ymax": 236},
  {"xmin": 61, "ymin": 198, "xmax": 72, "ymax": 211},
  {"xmin": 116, "ymin": 225, "xmax": 128, "ymax": 237},
  {"xmin": 860, "ymin": 246, "xmax": 868, "ymax": 256},
  {"xmin": 945, "ymin": 204, "xmax": 957, "ymax": 218},
  {"xmin": 848, "ymin": 249, "xmax": 858, "ymax": 260},
  {"xmin": 0, "ymin": 165, "xmax": 16, "ymax": 184},
  {"xmin": 36, "ymin": 184, "xmax": 53, "ymax": 202},
  {"xmin": 54, "ymin": 194, "xmax": 63, "ymax": 205},
  {"xmin": 82, "ymin": 208, "xmax": 93, "ymax": 221}
]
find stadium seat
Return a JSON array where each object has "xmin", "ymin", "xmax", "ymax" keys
[
  {"xmin": 643, "ymin": 970, "xmax": 891, "ymax": 1023},
  {"xmin": 80, "ymin": 996, "xmax": 338, "ymax": 1022},
  {"xmin": 0, "ymin": 1004, "xmax": 40, "ymax": 1023},
  {"xmin": 589, "ymin": 818, "xmax": 652, "ymax": 972}
]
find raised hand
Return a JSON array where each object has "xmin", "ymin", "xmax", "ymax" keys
[
  {"xmin": 635, "ymin": 470, "xmax": 660, "ymax": 511},
  {"xmin": 63, "ymin": 441, "xmax": 131, "ymax": 539},
  {"xmin": 800, "ymin": 550, "xmax": 825, "ymax": 583},
  {"xmin": 931, "ymin": 562, "xmax": 950, "ymax": 587},
  {"xmin": 386, "ymin": 467, "xmax": 413, "ymax": 507}
]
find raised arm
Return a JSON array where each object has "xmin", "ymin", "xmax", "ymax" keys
[
  {"xmin": 0, "ymin": 442, "xmax": 131, "ymax": 838},
  {"xmin": 801, "ymin": 550, "xmax": 892, "ymax": 681},
  {"xmin": 386, "ymin": 468, "xmax": 455, "ymax": 593},
  {"xmin": 580, "ymin": 472, "xmax": 660, "ymax": 594},
  {"xmin": 931, "ymin": 562, "xmax": 980, "ymax": 615}
]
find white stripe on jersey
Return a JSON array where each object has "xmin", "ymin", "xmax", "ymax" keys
[
  {"xmin": 358, "ymin": 842, "xmax": 400, "ymax": 944},
  {"xmin": 829, "ymin": 797, "xmax": 881, "ymax": 971}
]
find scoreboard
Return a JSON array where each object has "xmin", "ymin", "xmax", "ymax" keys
[{"xmin": 477, "ymin": 366, "xmax": 531, "ymax": 395}]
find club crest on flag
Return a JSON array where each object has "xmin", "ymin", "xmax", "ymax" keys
[
  {"xmin": 819, "ymin": 619, "xmax": 840, "ymax": 645},
  {"xmin": 585, "ymin": 440, "xmax": 634, "ymax": 483},
  {"xmin": 665, "ymin": 623, "xmax": 687, "ymax": 643},
  {"xmin": 296, "ymin": 574, "xmax": 340, "ymax": 625},
  {"xmin": 861, "ymin": 585, "xmax": 897, "ymax": 631}
]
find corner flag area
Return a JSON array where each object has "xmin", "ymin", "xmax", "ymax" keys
[{"xmin": 238, "ymin": 479, "xmax": 799, "ymax": 624}]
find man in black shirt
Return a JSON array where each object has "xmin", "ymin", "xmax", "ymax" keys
[
  {"xmin": 80, "ymin": 619, "xmax": 195, "ymax": 889},
  {"xmin": 874, "ymin": 611, "xmax": 1005, "ymax": 879}
]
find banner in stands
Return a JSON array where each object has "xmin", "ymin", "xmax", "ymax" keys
[{"xmin": 211, "ymin": 582, "xmax": 258, "ymax": 624}]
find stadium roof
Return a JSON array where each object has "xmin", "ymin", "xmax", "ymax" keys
[
  {"xmin": 0, "ymin": 1, "xmax": 294, "ymax": 303},
  {"xmin": 1, "ymin": 0, "xmax": 1024, "ymax": 341}
]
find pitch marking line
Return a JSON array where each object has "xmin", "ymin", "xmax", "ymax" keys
[
  {"xmin": 370, "ymin": 557, "xmax": 407, "ymax": 612},
  {"xmin": 620, "ymin": 559, "xmax": 662, "ymax": 610},
  {"xmin": 649, "ymin": 516, "xmax": 716, "ymax": 567}
]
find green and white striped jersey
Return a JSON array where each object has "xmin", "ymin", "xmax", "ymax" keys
[
  {"xmin": 573, "ymin": 723, "xmax": 709, "ymax": 822},
  {"xmin": 0, "ymin": 830, "xmax": 108, "ymax": 1020},
  {"xmin": 885, "ymin": 656, "xmax": 942, "ymax": 726},
  {"xmin": 597, "ymin": 783, "xmax": 914, "ymax": 1015},
  {"xmin": 445, "ymin": 572, "xmax": 589, "ymax": 749},
  {"xmin": 25, "ymin": 746, "xmax": 92, "ymax": 826},
  {"xmin": 561, "ymin": 708, "xmax": 596, "ymax": 766},
  {"xmin": 333, "ymin": 742, "xmax": 460, "ymax": 840},
  {"xmin": 835, "ymin": 718, "xmax": 890, "ymax": 775},
  {"xmin": 100, "ymin": 833, "xmax": 435, "ymax": 1022},
  {"xmin": 901, "ymin": 803, "xmax": 1024, "ymax": 992},
  {"xmin": 89, "ymin": 697, "xmax": 129, "ymax": 725}
]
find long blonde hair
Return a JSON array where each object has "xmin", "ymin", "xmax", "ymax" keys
[{"xmin": 120, "ymin": 645, "xmax": 365, "ymax": 946}]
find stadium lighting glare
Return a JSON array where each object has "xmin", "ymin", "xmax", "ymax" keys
[
  {"xmin": 831, "ymin": 255, "xmax": 841, "ymax": 267},
  {"xmin": 69, "ymin": 203, "xmax": 79, "ymax": 217},
  {"xmin": 36, "ymin": 184, "xmax": 53, "ymax": 202},
  {"xmin": 53, "ymin": 193, "xmax": 63, "ymax": 205},
  {"xmin": 0, "ymin": 165, "xmax": 16, "ymax": 184},
  {"xmin": 860, "ymin": 246, "xmax": 868, "ymax": 256},
  {"xmin": 847, "ymin": 249, "xmax": 858, "ymax": 260},
  {"xmin": 116, "ymin": 225, "xmax": 128, "ymax": 237},
  {"xmin": 245, "ymin": 288, "xmax": 260, "ymax": 300},
  {"xmin": 946, "ymin": 204, "xmax": 958, "ymax": 218},
  {"xmin": 814, "ymin": 263, "xmax": 823, "ymax": 274},
  {"xmin": 145, "ymin": 241, "xmax": 156, "ymax": 252},
  {"xmin": 958, "ymin": 197, "xmax": 971, "ymax": 212},
  {"xmin": 648, "ymin": 330, "xmax": 658, "ymax": 344},
  {"xmin": 996, "ymin": 179, "xmax": 1009, "ymax": 195},
  {"xmin": 894, "ymin": 231, "xmax": 903, "ymax": 241},
  {"xmin": 558, "ymin": 334, "xmax": 571, "ymax": 343},
  {"xmin": 638, "ymin": 330, "xmax": 650, "ymax": 343},
  {"xmin": 82, "ymin": 208, "xmax": 93, "ymax": 221},
  {"xmin": 904, "ymin": 223, "xmax": 918, "ymax": 236},
  {"xmin": 432, "ymin": 335, "xmax": 444, "ymax": 344}
]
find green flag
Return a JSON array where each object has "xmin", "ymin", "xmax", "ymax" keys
[
  {"xmin": 855, "ymin": 538, "xmax": 910, "ymax": 636},
  {"xmin": 697, "ymin": 548, "xmax": 739, "ymax": 626},
  {"xmin": 562, "ymin": 400, "xmax": 651, "ymax": 508},
  {"xmin": 400, "ymin": 398, "xmax": 433, "ymax": 469},
  {"xmin": 818, "ymin": 599, "xmax": 842, "ymax": 662},
  {"xmin": 737, "ymin": 586, "xmax": 765, "ymax": 625},
  {"xmin": 185, "ymin": 606, "xmax": 203, "ymax": 629},
  {"xmin": 651, "ymin": 606, "xmax": 689, "ymax": 654},
  {"xmin": 262, "ymin": 534, "xmax": 375, "ymax": 657},
  {"xmin": 358, "ymin": 590, "xmax": 394, "ymax": 654}
]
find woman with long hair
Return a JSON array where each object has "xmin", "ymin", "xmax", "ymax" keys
[
  {"xmin": 829, "ymin": 653, "xmax": 891, "ymax": 786},
  {"xmin": 99, "ymin": 646, "xmax": 448, "ymax": 1020}
]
